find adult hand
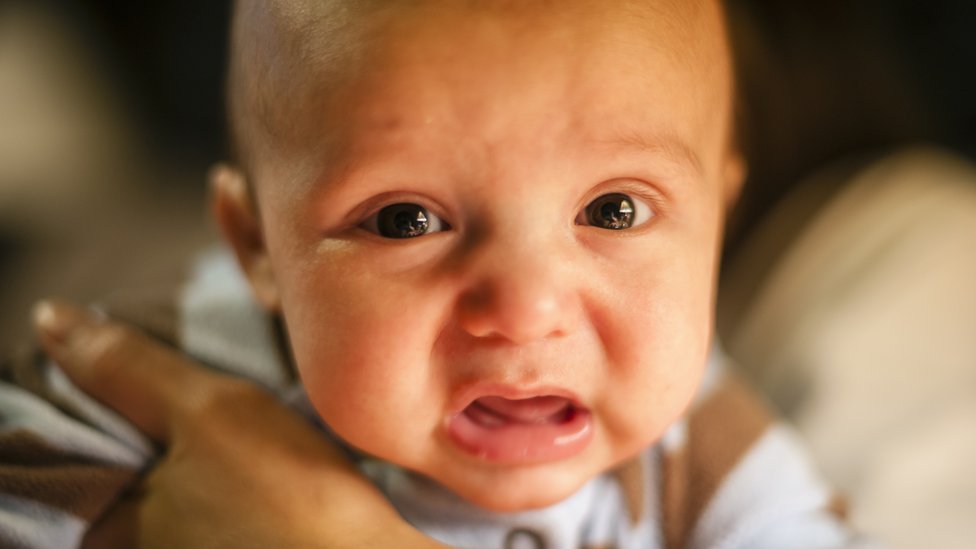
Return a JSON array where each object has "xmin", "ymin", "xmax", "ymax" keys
[{"xmin": 33, "ymin": 300, "xmax": 447, "ymax": 549}]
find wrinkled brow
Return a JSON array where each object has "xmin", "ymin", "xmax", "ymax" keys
[{"xmin": 602, "ymin": 131, "xmax": 704, "ymax": 177}]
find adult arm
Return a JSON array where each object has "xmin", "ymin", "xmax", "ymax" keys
[{"xmin": 32, "ymin": 301, "xmax": 447, "ymax": 548}]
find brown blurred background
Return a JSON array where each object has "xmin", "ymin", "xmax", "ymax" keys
[{"xmin": 0, "ymin": 0, "xmax": 974, "ymax": 344}]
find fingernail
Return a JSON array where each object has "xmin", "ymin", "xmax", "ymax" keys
[{"xmin": 32, "ymin": 300, "xmax": 91, "ymax": 344}]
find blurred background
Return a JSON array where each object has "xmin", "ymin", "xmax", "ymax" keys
[
  {"xmin": 1, "ymin": 1, "xmax": 975, "ymax": 546},
  {"xmin": 0, "ymin": 0, "xmax": 230, "ymax": 348}
]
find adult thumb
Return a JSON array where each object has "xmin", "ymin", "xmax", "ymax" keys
[{"xmin": 32, "ymin": 299, "xmax": 212, "ymax": 443}]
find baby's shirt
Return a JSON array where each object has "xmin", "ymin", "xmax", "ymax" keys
[{"xmin": 0, "ymin": 250, "xmax": 874, "ymax": 548}]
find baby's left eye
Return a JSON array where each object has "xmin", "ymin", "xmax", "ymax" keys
[{"xmin": 577, "ymin": 193, "xmax": 654, "ymax": 230}]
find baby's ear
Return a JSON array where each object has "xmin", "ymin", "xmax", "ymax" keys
[
  {"xmin": 209, "ymin": 164, "xmax": 281, "ymax": 312},
  {"xmin": 722, "ymin": 151, "xmax": 747, "ymax": 211}
]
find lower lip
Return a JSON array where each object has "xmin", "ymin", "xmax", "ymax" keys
[{"xmin": 445, "ymin": 404, "xmax": 594, "ymax": 465}]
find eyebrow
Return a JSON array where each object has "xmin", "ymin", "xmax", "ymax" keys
[{"xmin": 600, "ymin": 131, "xmax": 704, "ymax": 177}]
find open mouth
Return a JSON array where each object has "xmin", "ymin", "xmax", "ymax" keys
[
  {"xmin": 465, "ymin": 396, "xmax": 578, "ymax": 426},
  {"xmin": 446, "ymin": 394, "xmax": 593, "ymax": 465}
]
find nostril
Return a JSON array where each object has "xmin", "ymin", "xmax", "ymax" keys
[
  {"xmin": 459, "ymin": 307, "xmax": 567, "ymax": 345},
  {"xmin": 456, "ymin": 290, "xmax": 496, "ymax": 338}
]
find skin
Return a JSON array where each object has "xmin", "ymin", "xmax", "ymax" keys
[
  {"xmin": 34, "ymin": 301, "xmax": 449, "ymax": 549},
  {"xmin": 217, "ymin": 0, "xmax": 745, "ymax": 512}
]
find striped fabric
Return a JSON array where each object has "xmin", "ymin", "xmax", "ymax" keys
[{"xmin": 0, "ymin": 249, "xmax": 875, "ymax": 548}]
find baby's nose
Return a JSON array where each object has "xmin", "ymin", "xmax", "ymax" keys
[{"xmin": 456, "ymin": 247, "xmax": 581, "ymax": 345}]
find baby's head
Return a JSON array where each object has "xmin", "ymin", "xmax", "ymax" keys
[{"xmin": 213, "ymin": 0, "xmax": 744, "ymax": 511}]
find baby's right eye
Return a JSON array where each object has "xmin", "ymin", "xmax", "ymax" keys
[
  {"xmin": 577, "ymin": 192, "xmax": 654, "ymax": 230},
  {"xmin": 361, "ymin": 203, "xmax": 449, "ymax": 239}
]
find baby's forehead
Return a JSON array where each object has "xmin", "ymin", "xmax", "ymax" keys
[
  {"xmin": 254, "ymin": 0, "xmax": 710, "ymax": 42},
  {"xmin": 230, "ymin": 0, "xmax": 725, "ymax": 170},
  {"xmin": 234, "ymin": 0, "xmax": 718, "ymax": 84}
]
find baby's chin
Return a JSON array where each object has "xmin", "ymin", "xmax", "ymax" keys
[{"xmin": 419, "ymin": 458, "xmax": 604, "ymax": 513}]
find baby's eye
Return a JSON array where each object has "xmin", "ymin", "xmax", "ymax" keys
[
  {"xmin": 577, "ymin": 193, "xmax": 654, "ymax": 230},
  {"xmin": 362, "ymin": 203, "xmax": 449, "ymax": 239}
]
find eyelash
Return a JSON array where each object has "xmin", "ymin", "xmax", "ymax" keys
[{"xmin": 359, "ymin": 186, "xmax": 661, "ymax": 239}]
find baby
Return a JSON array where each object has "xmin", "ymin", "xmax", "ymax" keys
[{"xmin": 0, "ymin": 0, "xmax": 870, "ymax": 547}]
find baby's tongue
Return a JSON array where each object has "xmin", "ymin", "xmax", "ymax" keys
[
  {"xmin": 448, "ymin": 394, "xmax": 593, "ymax": 463},
  {"xmin": 468, "ymin": 395, "xmax": 571, "ymax": 425}
]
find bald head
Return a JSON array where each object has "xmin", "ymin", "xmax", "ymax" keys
[
  {"xmin": 226, "ymin": 0, "xmax": 735, "ymax": 182},
  {"xmin": 227, "ymin": 1, "xmax": 368, "ymax": 169}
]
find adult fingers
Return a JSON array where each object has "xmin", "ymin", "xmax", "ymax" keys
[{"xmin": 32, "ymin": 299, "xmax": 221, "ymax": 443}]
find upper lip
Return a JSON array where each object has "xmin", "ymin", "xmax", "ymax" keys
[{"xmin": 448, "ymin": 382, "xmax": 585, "ymax": 415}]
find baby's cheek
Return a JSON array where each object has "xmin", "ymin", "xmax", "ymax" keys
[
  {"xmin": 291, "ymin": 327, "xmax": 439, "ymax": 454},
  {"xmin": 601, "ymin": 385, "xmax": 681, "ymax": 448},
  {"xmin": 599, "ymin": 323, "xmax": 709, "ymax": 445},
  {"xmin": 299, "ymin": 361, "xmax": 391, "ymax": 447},
  {"xmin": 289, "ymin": 319, "xmax": 381, "ymax": 410}
]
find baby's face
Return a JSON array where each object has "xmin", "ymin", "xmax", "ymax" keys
[{"xmin": 231, "ymin": 0, "xmax": 741, "ymax": 511}]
